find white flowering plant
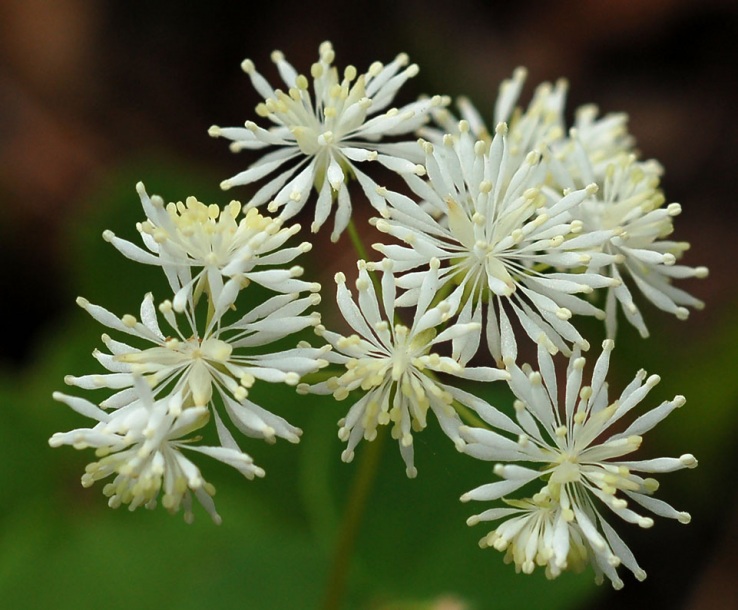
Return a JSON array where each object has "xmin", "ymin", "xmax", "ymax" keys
[{"xmin": 49, "ymin": 41, "xmax": 707, "ymax": 604}]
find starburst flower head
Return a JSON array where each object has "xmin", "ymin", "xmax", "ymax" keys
[
  {"xmin": 563, "ymin": 104, "xmax": 635, "ymax": 180},
  {"xmin": 550, "ymin": 150, "xmax": 708, "ymax": 338},
  {"xmin": 427, "ymin": 67, "xmax": 567, "ymax": 163},
  {"xmin": 210, "ymin": 41, "xmax": 448, "ymax": 241},
  {"xmin": 66, "ymin": 287, "xmax": 327, "ymax": 444},
  {"xmin": 468, "ymin": 493, "xmax": 590, "ymax": 580},
  {"xmin": 103, "ymin": 183, "xmax": 318, "ymax": 311},
  {"xmin": 428, "ymin": 67, "xmax": 634, "ymax": 176},
  {"xmin": 460, "ymin": 340, "xmax": 696, "ymax": 587},
  {"xmin": 375, "ymin": 121, "xmax": 618, "ymax": 362},
  {"xmin": 50, "ymin": 376, "xmax": 265, "ymax": 524},
  {"xmin": 301, "ymin": 258, "xmax": 509, "ymax": 477}
]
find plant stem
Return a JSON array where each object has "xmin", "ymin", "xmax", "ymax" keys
[
  {"xmin": 321, "ymin": 419, "xmax": 386, "ymax": 610},
  {"xmin": 321, "ymin": 217, "xmax": 385, "ymax": 610},
  {"xmin": 454, "ymin": 400, "xmax": 490, "ymax": 429},
  {"xmin": 346, "ymin": 218, "xmax": 371, "ymax": 263}
]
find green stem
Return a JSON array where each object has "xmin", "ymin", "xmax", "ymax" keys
[
  {"xmin": 205, "ymin": 293, "xmax": 216, "ymax": 328},
  {"xmin": 321, "ymin": 416, "xmax": 386, "ymax": 610},
  {"xmin": 454, "ymin": 400, "xmax": 490, "ymax": 429},
  {"xmin": 346, "ymin": 218, "xmax": 371, "ymax": 263},
  {"xmin": 346, "ymin": 218, "xmax": 384, "ymax": 296},
  {"xmin": 319, "ymin": 217, "xmax": 386, "ymax": 610}
]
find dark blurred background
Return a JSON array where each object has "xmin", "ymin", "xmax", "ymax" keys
[{"xmin": 1, "ymin": 1, "xmax": 736, "ymax": 609}]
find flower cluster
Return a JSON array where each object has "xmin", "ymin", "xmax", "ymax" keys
[
  {"xmin": 300, "ymin": 258, "xmax": 509, "ymax": 477},
  {"xmin": 52, "ymin": 183, "xmax": 327, "ymax": 521},
  {"xmin": 51, "ymin": 376, "xmax": 265, "ymax": 524},
  {"xmin": 209, "ymin": 41, "xmax": 447, "ymax": 241},
  {"xmin": 374, "ymin": 122, "xmax": 618, "ymax": 362},
  {"xmin": 51, "ymin": 41, "xmax": 705, "ymax": 590},
  {"xmin": 422, "ymin": 68, "xmax": 707, "ymax": 340},
  {"xmin": 460, "ymin": 341, "xmax": 695, "ymax": 587}
]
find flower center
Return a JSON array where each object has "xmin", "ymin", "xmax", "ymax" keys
[
  {"xmin": 292, "ymin": 126, "xmax": 332, "ymax": 156},
  {"xmin": 549, "ymin": 455, "xmax": 581, "ymax": 485},
  {"xmin": 389, "ymin": 325, "xmax": 416, "ymax": 380},
  {"xmin": 140, "ymin": 198, "xmax": 243, "ymax": 264}
]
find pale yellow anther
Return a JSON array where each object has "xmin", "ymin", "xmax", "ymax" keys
[{"xmin": 368, "ymin": 61, "xmax": 383, "ymax": 77}]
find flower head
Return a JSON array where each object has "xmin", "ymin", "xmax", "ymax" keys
[
  {"xmin": 460, "ymin": 340, "xmax": 696, "ymax": 587},
  {"xmin": 103, "ymin": 183, "xmax": 318, "ymax": 311},
  {"xmin": 467, "ymin": 495, "xmax": 589, "ymax": 580},
  {"xmin": 50, "ymin": 376, "xmax": 264, "ymax": 524},
  {"xmin": 428, "ymin": 67, "xmax": 632, "ymax": 174},
  {"xmin": 301, "ymin": 259, "xmax": 508, "ymax": 477},
  {"xmin": 375, "ymin": 121, "xmax": 617, "ymax": 362},
  {"xmin": 66, "ymin": 288, "xmax": 327, "ymax": 444},
  {"xmin": 550, "ymin": 150, "xmax": 708, "ymax": 337},
  {"xmin": 429, "ymin": 67, "xmax": 567, "ymax": 165},
  {"xmin": 210, "ymin": 41, "xmax": 448, "ymax": 241}
]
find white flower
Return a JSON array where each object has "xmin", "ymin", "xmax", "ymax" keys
[
  {"xmin": 564, "ymin": 104, "xmax": 635, "ymax": 180},
  {"xmin": 441, "ymin": 69, "xmax": 707, "ymax": 338},
  {"xmin": 103, "ymin": 182, "xmax": 318, "ymax": 311},
  {"xmin": 300, "ymin": 259, "xmax": 509, "ymax": 477},
  {"xmin": 374, "ymin": 121, "xmax": 617, "ymax": 362},
  {"xmin": 428, "ymin": 67, "xmax": 633, "ymax": 176},
  {"xmin": 460, "ymin": 340, "xmax": 696, "ymax": 587},
  {"xmin": 209, "ymin": 41, "xmax": 447, "ymax": 241},
  {"xmin": 550, "ymin": 151, "xmax": 708, "ymax": 337},
  {"xmin": 466, "ymin": 494, "xmax": 589, "ymax": 580},
  {"xmin": 428, "ymin": 67, "xmax": 567, "ymax": 165},
  {"xmin": 50, "ymin": 376, "xmax": 265, "ymax": 524},
  {"xmin": 66, "ymin": 288, "xmax": 327, "ymax": 444}
]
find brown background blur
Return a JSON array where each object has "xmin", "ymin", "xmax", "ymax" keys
[{"xmin": 0, "ymin": 1, "xmax": 736, "ymax": 608}]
